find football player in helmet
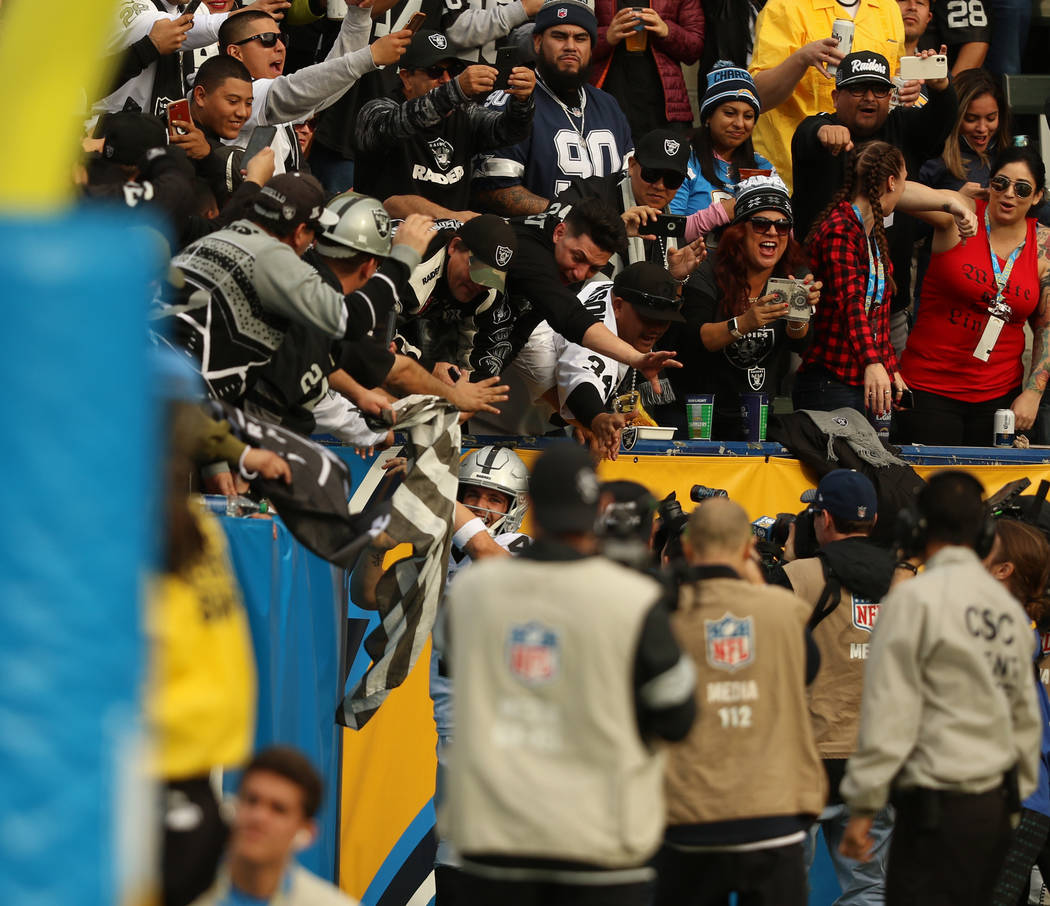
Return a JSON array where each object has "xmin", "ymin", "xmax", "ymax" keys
[{"xmin": 456, "ymin": 445, "xmax": 529, "ymax": 536}]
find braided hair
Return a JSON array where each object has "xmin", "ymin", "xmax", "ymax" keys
[{"xmin": 805, "ymin": 141, "xmax": 904, "ymax": 296}]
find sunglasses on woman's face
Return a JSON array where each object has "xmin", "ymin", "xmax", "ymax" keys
[
  {"xmin": 748, "ymin": 216, "xmax": 792, "ymax": 235},
  {"xmin": 232, "ymin": 31, "xmax": 287, "ymax": 48},
  {"xmin": 639, "ymin": 167, "xmax": 686, "ymax": 190},
  {"xmin": 989, "ymin": 175, "xmax": 1035, "ymax": 198}
]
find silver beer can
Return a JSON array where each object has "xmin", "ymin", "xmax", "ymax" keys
[
  {"xmin": 994, "ymin": 408, "xmax": 1016, "ymax": 447},
  {"xmin": 829, "ymin": 19, "xmax": 855, "ymax": 75}
]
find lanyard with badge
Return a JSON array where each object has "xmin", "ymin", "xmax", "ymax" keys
[
  {"xmin": 973, "ymin": 207, "xmax": 1024, "ymax": 362},
  {"xmin": 851, "ymin": 205, "xmax": 886, "ymax": 328}
]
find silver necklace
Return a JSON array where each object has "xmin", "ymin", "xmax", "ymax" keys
[{"xmin": 536, "ymin": 75, "xmax": 586, "ymax": 135}]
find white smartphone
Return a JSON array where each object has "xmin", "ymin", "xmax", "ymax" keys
[{"xmin": 898, "ymin": 54, "xmax": 948, "ymax": 81}]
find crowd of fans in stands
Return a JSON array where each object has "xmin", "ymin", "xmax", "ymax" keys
[{"xmin": 72, "ymin": 0, "xmax": 1050, "ymax": 902}]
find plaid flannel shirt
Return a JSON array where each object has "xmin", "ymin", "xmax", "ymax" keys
[{"xmin": 802, "ymin": 202, "xmax": 899, "ymax": 386}]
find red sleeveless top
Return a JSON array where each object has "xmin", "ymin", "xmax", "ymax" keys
[{"xmin": 901, "ymin": 200, "xmax": 1040, "ymax": 402}]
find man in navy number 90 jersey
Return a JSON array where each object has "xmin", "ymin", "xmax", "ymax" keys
[{"xmin": 472, "ymin": 0, "xmax": 634, "ymax": 216}]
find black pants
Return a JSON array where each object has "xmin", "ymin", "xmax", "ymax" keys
[
  {"xmin": 457, "ymin": 868, "xmax": 653, "ymax": 906},
  {"xmin": 991, "ymin": 807, "xmax": 1050, "ymax": 906},
  {"xmin": 886, "ymin": 787, "xmax": 1012, "ymax": 906},
  {"xmin": 162, "ymin": 776, "xmax": 228, "ymax": 906},
  {"xmin": 652, "ymin": 841, "xmax": 807, "ymax": 906},
  {"xmin": 892, "ymin": 386, "xmax": 1019, "ymax": 446}
]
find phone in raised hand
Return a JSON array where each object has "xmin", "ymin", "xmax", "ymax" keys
[{"xmin": 166, "ymin": 98, "xmax": 192, "ymax": 137}]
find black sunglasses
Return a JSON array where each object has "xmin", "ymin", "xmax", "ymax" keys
[
  {"xmin": 845, "ymin": 83, "xmax": 891, "ymax": 98},
  {"xmin": 748, "ymin": 216, "xmax": 792, "ymax": 235},
  {"xmin": 232, "ymin": 31, "xmax": 287, "ymax": 48},
  {"xmin": 990, "ymin": 175, "xmax": 1035, "ymax": 198},
  {"xmin": 639, "ymin": 166, "xmax": 685, "ymax": 190},
  {"xmin": 420, "ymin": 61, "xmax": 467, "ymax": 78}
]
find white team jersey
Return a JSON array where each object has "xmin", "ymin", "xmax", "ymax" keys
[
  {"xmin": 446, "ymin": 531, "xmax": 531, "ymax": 583},
  {"xmin": 553, "ymin": 281, "xmax": 627, "ymax": 421}
]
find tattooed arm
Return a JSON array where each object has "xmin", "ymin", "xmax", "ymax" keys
[
  {"xmin": 1013, "ymin": 225, "xmax": 1050, "ymax": 430},
  {"xmin": 472, "ymin": 184, "xmax": 549, "ymax": 216}
]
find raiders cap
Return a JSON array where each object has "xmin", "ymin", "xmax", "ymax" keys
[
  {"xmin": 252, "ymin": 172, "xmax": 339, "ymax": 230},
  {"xmin": 836, "ymin": 51, "xmax": 893, "ymax": 89},
  {"xmin": 456, "ymin": 215, "xmax": 518, "ymax": 291},
  {"xmin": 633, "ymin": 128, "xmax": 690, "ymax": 176}
]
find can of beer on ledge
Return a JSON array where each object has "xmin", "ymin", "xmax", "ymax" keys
[
  {"xmin": 994, "ymin": 409, "xmax": 1016, "ymax": 447},
  {"xmin": 828, "ymin": 19, "xmax": 855, "ymax": 75}
]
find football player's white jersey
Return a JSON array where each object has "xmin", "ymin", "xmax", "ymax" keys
[{"xmin": 445, "ymin": 530, "xmax": 531, "ymax": 584}]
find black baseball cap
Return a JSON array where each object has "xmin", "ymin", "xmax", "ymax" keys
[
  {"xmin": 529, "ymin": 442, "xmax": 601, "ymax": 535},
  {"xmin": 613, "ymin": 261, "xmax": 685, "ymax": 323},
  {"xmin": 252, "ymin": 172, "xmax": 339, "ymax": 230},
  {"xmin": 100, "ymin": 112, "xmax": 167, "ymax": 166},
  {"xmin": 811, "ymin": 470, "xmax": 878, "ymax": 522},
  {"xmin": 633, "ymin": 129, "xmax": 690, "ymax": 176},
  {"xmin": 456, "ymin": 215, "xmax": 518, "ymax": 290},
  {"xmin": 836, "ymin": 51, "xmax": 893, "ymax": 89},
  {"xmin": 399, "ymin": 30, "xmax": 469, "ymax": 70}
]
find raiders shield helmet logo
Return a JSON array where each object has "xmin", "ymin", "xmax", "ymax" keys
[
  {"xmin": 620, "ymin": 426, "xmax": 638, "ymax": 451},
  {"xmin": 372, "ymin": 206, "xmax": 390, "ymax": 237},
  {"xmin": 282, "ymin": 204, "xmax": 296, "ymax": 221},
  {"xmin": 427, "ymin": 138, "xmax": 454, "ymax": 171},
  {"xmin": 506, "ymin": 622, "xmax": 560, "ymax": 684},
  {"xmin": 705, "ymin": 612, "xmax": 754, "ymax": 672},
  {"xmin": 747, "ymin": 367, "xmax": 766, "ymax": 390},
  {"xmin": 833, "ymin": 416, "xmax": 849, "ymax": 426},
  {"xmin": 495, "ymin": 244, "xmax": 513, "ymax": 267},
  {"xmin": 664, "ymin": 138, "xmax": 681, "ymax": 156},
  {"xmin": 428, "ymin": 33, "xmax": 448, "ymax": 50}
]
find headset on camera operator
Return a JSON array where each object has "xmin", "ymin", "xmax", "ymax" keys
[{"xmin": 840, "ymin": 470, "xmax": 1042, "ymax": 906}]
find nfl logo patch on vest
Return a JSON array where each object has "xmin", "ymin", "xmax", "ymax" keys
[
  {"xmin": 851, "ymin": 596, "xmax": 879, "ymax": 632},
  {"xmin": 507, "ymin": 622, "xmax": 560, "ymax": 684},
  {"xmin": 705, "ymin": 612, "xmax": 754, "ymax": 671}
]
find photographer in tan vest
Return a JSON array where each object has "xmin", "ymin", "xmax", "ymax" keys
[
  {"xmin": 656, "ymin": 497, "xmax": 826, "ymax": 906},
  {"xmin": 441, "ymin": 442, "xmax": 696, "ymax": 905},
  {"xmin": 781, "ymin": 469, "xmax": 898, "ymax": 905}
]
